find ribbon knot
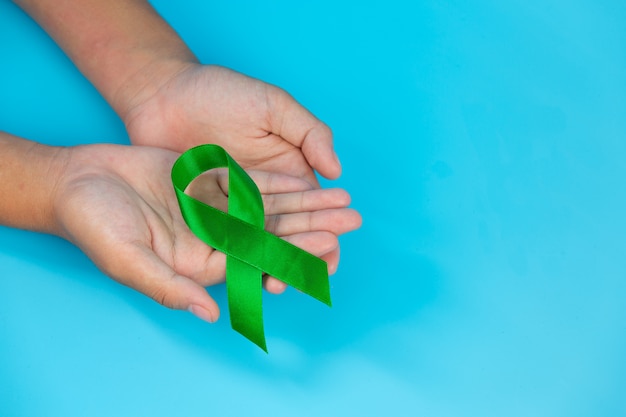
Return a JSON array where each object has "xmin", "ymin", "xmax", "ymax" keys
[{"xmin": 171, "ymin": 144, "xmax": 331, "ymax": 352}]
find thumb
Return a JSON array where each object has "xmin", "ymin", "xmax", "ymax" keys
[
  {"xmin": 105, "ymin": 244, "xmax": 220, "ymax": 323},
  {"xmin": 269, "ymin": 87, "xmax": 342, "ymax": 180}
]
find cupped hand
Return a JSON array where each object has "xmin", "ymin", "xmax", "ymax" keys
[
  {"xmin": 53, "ymin": 144, "xmax": 361, "ymax": 323},
  {"xmin": 123, "ymin": 64, "xmax": 340, "ymax": 187}
]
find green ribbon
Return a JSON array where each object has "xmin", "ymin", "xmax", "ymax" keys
[{"xmin": 171, "ymin": 144, "xmax": 331, "ymax": 352}]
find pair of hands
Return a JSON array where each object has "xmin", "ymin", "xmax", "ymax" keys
[{"xmin": 55, "ymin": 65, "xmax": 361, "ymax": 322}]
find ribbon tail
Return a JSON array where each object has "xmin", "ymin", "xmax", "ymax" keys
[
  {"xmin": 227, "ymin": 256, "xmax": 267, "ymax": 352},
  {"xmin": 172, "ymin": 144, "xmax": 333, "ymax": 352}
]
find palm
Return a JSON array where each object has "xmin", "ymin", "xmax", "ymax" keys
[
  {"xmin": 54, "ymin": 144, "xmax": 359, "ymax": 321},
  {"xmin": 124, "ymin": 65, "xmax": 339, "ymax": 186},
  {"xmin": 56, "ymin": 146, "xmax": 218, "ymax": 291}
]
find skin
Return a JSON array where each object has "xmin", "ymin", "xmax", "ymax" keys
[
  {"xmin": 12, "ymin": 0, "xmax": 341, "ymax": 185},
  {"xmin": 0, "ymin": 133, "xmax": 362, "ymax": 322},
  {"xmin": 7, "ymin": 0, "xmax": 362, "ymax": 322}
]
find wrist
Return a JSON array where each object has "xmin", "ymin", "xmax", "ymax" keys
[
  {"xmin": 113, "ymin": 58, "xmax": 198, "ymax": 125},
  {"xmin": 0, "ymin": 134, "xmax": 71, "ymax": 235},
  {"xmin": 13, "ymin": 0, "xmax": 199, "ymax": 125}
]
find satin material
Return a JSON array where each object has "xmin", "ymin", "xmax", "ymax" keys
[{"xmin": 171, "ymin": 144, "xmax": 331, "ymax": 352}]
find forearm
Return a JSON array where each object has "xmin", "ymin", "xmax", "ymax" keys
[
  {"xmin": 12, "ymin": 0, "xmax": 197, "ymax": 120},
  {"xmin": 0, "ymin": 132, "xmax": 69, "ymax": 234}
]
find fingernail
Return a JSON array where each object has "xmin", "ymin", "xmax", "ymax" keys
[
  {"xmin": 188, "ymin": 304, "xmax": 216, "ymax": 323},
  {"xmin": 333, "ymin": 151, "xmax": 342, "ymax": 168}
]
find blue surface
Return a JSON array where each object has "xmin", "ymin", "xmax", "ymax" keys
[{"xmin": 1, "ymin": 1, "xmax": 626, "ymax": 415}]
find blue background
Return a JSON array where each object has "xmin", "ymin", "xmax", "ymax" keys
[{"xmin": 1, "ymin": 1, "xmax": 625, "ymax": 415}]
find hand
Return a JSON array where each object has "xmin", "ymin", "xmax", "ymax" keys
[
  {"xmin": 13, "ymin": 1, "xmax": 341, "ymax": 186},
  {"xmin": 53, "ymin": 144, "xmax": 361, "ymax": 323},
  {"xmin": 123, "ymin": 65, "xmax": 341, "ymax": 187}
]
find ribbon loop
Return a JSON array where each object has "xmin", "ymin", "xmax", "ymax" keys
[{"xmin": 171, "ymin": 144, "xmax": 331, "ymax": 352}]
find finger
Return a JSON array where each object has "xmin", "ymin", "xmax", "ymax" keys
[
  {"xmin": 249, "ymin": 170, "xmax": 314, "ymax": 194},
  {"xmin": 263, "ymin": 188, "xmax": 351, "ymax": 216},
  {"xmin": 264, "ymin": 275, "xmax": 288, "ymax": 294},
  {"xmin": 105, "ymin": 243, "xmax": 220, "ymax": 323},
  {"xmin": 239, "ymin": 139, "xmax": 321, "ymax": 188},
  {"xmin": 205, "ymin": 168, "xmax": 315, "ymax": 196},
  {"xmin": 187, "ymin": 169, "xmax": 316, "ymax": 214},
  {"xmin": 268, "ymin": 87, "xmax": 341, "ymax": 180},
  {"xmin": 187, "ymin": 249, "xmax": 228, "ymax": 288},
  {"xmin": 301, "ymin": 123, "xmax": 342, "ymax": 180},
  {"xmin": 266, "ymin": 208, "xmax": 362, "ymax": 237},
  {"xmin": 324, "ymin": 246, "xmax": 341, "ymax": 275}
]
